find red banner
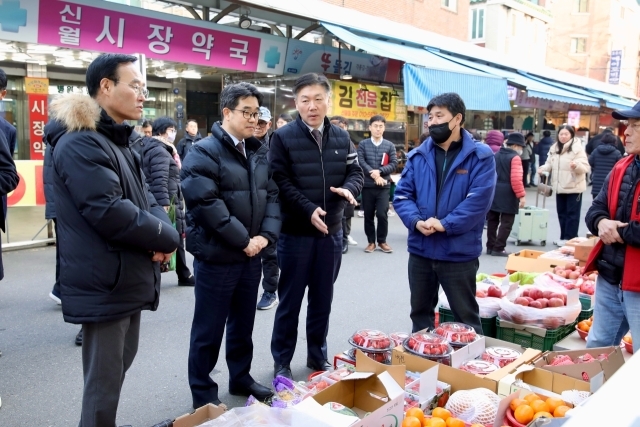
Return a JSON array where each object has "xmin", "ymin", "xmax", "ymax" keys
[{"xmin": 28, "ymin": 94, "xmax": 48, "ymax": 160}]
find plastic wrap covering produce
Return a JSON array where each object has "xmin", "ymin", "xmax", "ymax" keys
[
  {"xmin": 195, "ymin": 405, "xmax": 294, "ymax": 427},
  {"xmin": 445, "ymin": 388, "xmax": 500, "ymax": 426},
  {"xmin": 433, "ymin": 322, "xmax": 477, "ymax": 346},
  {"xmin": 271, "ymin": 376, "xmax": 309, "ymax": 408},
  {"xmin": 403, "ymin": 332, "xmax": 453, "ymax": 365},
  {"xmin": 497, "ymin": 282, "xmax": 581, "ymax": 329},
  {"xmin": 534, "ymin": 268, "xmax": 597, "ymax": 296},
  {"xmin": 439, "ymin": 277, "xmax": 507, "ymax": 318},
  {"xmin": 508, "ymin": 272, "xmax": 540, "ymax": 286},
  {"xmin": 458, "ymin": 360, "xmax": 499, "ymax": 375},
  {"xmin": 481, "ymin": 346, "xmax": 522, "ymax": 368},
  {"xmin": 348, "ymin": 329, "xmax": 393, "ymax": 352},
  {"xmin": 389, "ymin": 331, "xmax": 410, "ymax": 347}
]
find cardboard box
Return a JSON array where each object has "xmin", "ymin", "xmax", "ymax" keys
[
  {"xmin": 505, "ymin": 250, "xmax": 574, "ymax": 273},
  {"xmin": 392, "ymin": 337, "xmax": 540, "ymax": 394},
  {"xmin": 565, "ymin": 237, "xmax": 591, "ymax": 247},
  {"xmin": 498, "ymin": 363, "xmax": 591, "ymax": 398},
  {"xmin": 173, "ymin": 404, "xmax": 226, "ymax": 427},
  {"xmin": 574, "ymin": 237, "xmax": 599, "ymax": 262},
  {"xmin": 532, "ymin": 346, "xmax": 625, "ymax": 386},
  {"xmin": 294, "ymin": 350, "xmax": 405, "ymax": 427}
]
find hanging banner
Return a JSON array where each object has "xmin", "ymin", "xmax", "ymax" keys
[
  {"xmin": 7, "ymin": 160, "xmax": 45, "ymax": 207},
  {"xmin": 608, "ymin": 50, "xmax": 622, "ymax": 85},
  {"xmin": 28, "ymin": 94, "xmax": 48, "ymax": 160},
  {"xmin": 567, "ymin": 110, "xmax": 581, "ymax": 128},
  {"xmin": 329, "ymin": 81, "xmax": 403, "ymax": 121}
]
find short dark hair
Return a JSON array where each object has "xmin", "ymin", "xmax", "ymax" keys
[
  {"xmin": 525, "ymin": 132, "xmax": 534, "ymax": 138},
  {"xmin": 369, "ymin": 115, "xmax": 386, "ymax": 125},
  {"xmin": 601, "ymin": 133, "xmax": 618, "ymax": 145},
  {"xmin": 293, "ymin": 73, "xmax": 331, "ymax": 97},
  {"xmin": 186, "ymin": 119, "xmax": 198, "ymax": 126},
  {"xmin": 220, "ymin": 82, "xmax": 263, "ymax": 115},
  {"xmin": 86, "ymin": 53, "xmax": 138, "ymax": 98},
  {"xmin": 543, "ymin": 130, "xmax": 551, "ymax": 137},
  {"xmin": 331, "ymin": 116, "xmax": 348, "ymax": 125},
  {"xmin": 152, "ymin": 116, "xmax": 177, "ymax": 136},
  {"xmin": 0, "ymin": 68, "xmax": 6, "ymax": 91},
  {"xmin": 279, "ymin": 113, "xmax": 293, "ymax": 122},
  {"xmin": 427, "ymin": 93, "xmax": 466, "ymax": 125},
  {"xmin": 142, "ymin": 120, "xmax": 153, "ymax": 128}
]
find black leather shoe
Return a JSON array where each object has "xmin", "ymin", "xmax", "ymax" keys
[
  {"xmin": 306, "ymin": 358, "xmax": 331, "ymax": 371},
  {"xmin": 75, "ymin": 328, "xmax": 83, "ymax": 346},
  {"xmin": 274, "ymin": 364, "xmax": 293, "ymax": 380},
  {"xmin": 229, "ymin": 382, "xmax": 273, "ymax": 401},
  {"xmin": 342, "ymin": 241, "xmax": 348, "ymax": 254},
  {"xmin": 178, "ymin": 274, "xmax": 195, "ymax": 286}
]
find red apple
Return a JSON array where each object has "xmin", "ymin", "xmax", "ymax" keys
[
  {"xmin": 543, "ymin": 317, "xmax": 564, "ymax": 329},
  {"xmin": 537, "ymin": 298, "xmax": 549, "ymax": 308},
  {"xmin": 476, "ymin": 290, "xmax": 487, "ymax": 298},
  {"xmin": 529, "ymin": 288, "xmax": 543, "ymax": 300},
  {"xmin": 522, "ymin": 288, "xmax": 531, "ymax": 298},
  {"xmin": 542, "ymin": 290, "xmax": 553, "ymax": 299},
  {"xmin": 529, "ymin": 300, "xmax": 543, "ymax": 309},
  {"xmin": 514, "ymin": 297, "xmax": 530, "ymax": 306},
  {"xmin": 524, "ymin": 296, "xmax": 534, "ymax": 304},
  {"xmin": 548, "ymin": 297, "xmax": 565, "ymax": 307},
  {"xmin": 487, "ymin": 285, "xmax": 502, "ymax": 298},
  {"xmin": 568, "ymin": 271, "xmax": 580, "ymax": 280}
]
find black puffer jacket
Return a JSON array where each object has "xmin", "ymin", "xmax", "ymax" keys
[
  {"xmin": 43, "ymin": 120, "xmax": 67, "ymax": 220},
  {"xmin": 176, "ymin": 132, "xmax": 201, "ymax": 162},
  {"xmin": 0, "ymin": 129, "xmax": 19, "ymax": 281},
  {"xmin": 50, "ymin": 94, "xmax": 180, "ymax": 324},
  {"xmin": 586, "ymin": 158, "xmax": 640, "ymax": 283},
  {"xmin": 268, "ymin": 115, "xmax": 364, "ymax": 236},
  {"xmin": 181, "ymin": 122, "xmax": 281, "ymax": 264},
  {"xmin": 589, "ymin": 144, "xmax": 622, "ymax": 197},
  {"xmin": 139, "ymin": 136, "xmax": 186, "ymax": 234}
]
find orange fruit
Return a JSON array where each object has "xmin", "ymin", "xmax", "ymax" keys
[
  {"xmin": 523, "ymin": 393, "xmax": 541, "ymax": 404},
  {"xmin": 429, "ymin": 418, "xmax": 447, "ymax": 427},
  {"xmin": 509, "ymin": 398, "xmax": 526, "ymax": 412},
  {"xmin": 577, "ymin": 321, "xmax": 590, "ymax": 332},
  {"xmin": 431, "ymin": 408, "xmax": 451, "ymax": 421},
  {"xmin": 514, "ymin": 405, "xmax": 534, "ymax": 424},
  {"xmin": 446, "ymin": 418, "xmax": 465, "ymax": 427},
  {"xmin": 530, "ymin": 400, "xmax": 551, "ymax": 414},
  {"xmin": 545, "ymin": 397, "xmax": 565, "ymax": 413},
  {"xmin": 406, "ymin": 408, "xmax": 425, "ymax": 424},
  {"xmin": 533, "ymin": 411, "xmax": 554, "ymax": 419},
  {"xmin": 402, "ymin": 416, "xmax": 422, "ymax": 427},
  {"xmin": 470, "ymin": 425, "xmax": 485, "ymax": 427},
  {"xmin": 554, "ymin": 405, "xmax": 571, "ymax": 417}
]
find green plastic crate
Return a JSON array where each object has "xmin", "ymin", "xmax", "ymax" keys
[
  {"xmin": 578, "ymin": 307, "xmax": 594, "ymax": 322},
  {"xmin": 438, "ymin": 307, "xmax": 497, "ymax": 338},
  {"xmin": 580, "ymin": 295, "xmax": 593, "ymax": 311},
  {"xmin": 495, "ymin": 318, "xmax": 577, "ymax": 352}
]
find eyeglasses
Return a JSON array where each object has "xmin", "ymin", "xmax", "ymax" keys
[
  {"xmin": 231, "ymin": 109, "xmax": 262, "ymax": 120},
  {"xmin": 127, "ymin": 83, "xmax": 149, "ymax": 98},
  {"xmin": 256, "ymin": 121, "xmax": 270, "ymax": 128}
]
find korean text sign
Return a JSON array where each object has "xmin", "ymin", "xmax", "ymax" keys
[
  {"xmin": 329, "ymin": 81, "xmax": 399, "ymax": 121},
  {"xmin": 28, "ymin": 95, "xmax": 47, "ymax": 161},
  {"xmin": 38, "ymin": 0, "xmax": 287, "ymax": 74}
]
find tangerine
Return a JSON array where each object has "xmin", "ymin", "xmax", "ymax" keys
[
  {"xmin": 533, "ymin": 411, "xmax": 554, "ymax": 419},
  {"xmin": 530, "ymin": 399, "xmax": 551, "ymax": 414},
  {"xmin": 554, "ymin": 405, "xmax": 571, "ymax": 417},
  {"xmin": 446, "ymin": 417, "xmax": 465, "ymax": 427},
  {"xmin": 509, "ymin": 398, "xmax": 526, "ymax": 412},
  {"xmin": 406, "ymin": 408, "xmax": 425, "ymax": 424},
  {"xmin": 523, "ymin": 393, "xmax": 541, "ymax": 404},
  {"xmin": 402, "ymin": 416, "xmax": 422, "ymax": 427},
  {"xmin": 545, "ymin": 397, "xmax": 565, "ymax": 413},
  {"xmin": 431, "ymin": 408, "xmax": 451, "ymax": 421},
  {"xmin": 430, "ymin": 417, "xmax": 447, "ymax": 427},
  {"xmin": 514, "ymin": 405, "xmax": 534, "ymax": 424},
  {"xmin": 577, "ymin": 321, "xmax": 590, "ymax": 332}
]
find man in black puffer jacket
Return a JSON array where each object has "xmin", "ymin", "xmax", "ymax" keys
[
  {"xmin": 50, "ymin": 54, "xmax": 180, "ymax": 427},
  {"xmin": 269, "ymin": 73, "xmax": 364, "ymax": 380},
  {"xmin": 181, "ymin": 82, "xmax": 281, "ymax": 408},
  {"xmin": 589, "ymin": 133, "xmax": 622, "ymax": 198}
]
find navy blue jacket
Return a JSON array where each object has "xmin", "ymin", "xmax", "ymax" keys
[
  {"xmin": 0, "ymin": 116, "xmax": 16, "ymax": 155},
  {"xmin": 43, "ymin": 120, "xmax": 67, "ymax": 220},
  {"xmin": 268, "ymin": 115, "xmax": 364, "ymax": 236},
  {"xmin": 538, "ymin": 136, "xmax": 554, "ymax": 167},
  {"xmin": 394, "ymin": 130, "xmax": 496, "ymax": 262},
  {"xmin": 0, "ymin": 130, "xmax": 19, "ymax": 280},
  {"xmin": 589, "ymin": 143, "xmax": 622, "ymax": 197}
]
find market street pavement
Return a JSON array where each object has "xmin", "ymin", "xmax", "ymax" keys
[{"xmin": 0, "ymin": 187, "xmax": 593, "ymax": 426}]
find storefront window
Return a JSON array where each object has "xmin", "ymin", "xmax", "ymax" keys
[{"xmin": 0, "ymin": 77, "xmax": 24, "ymax": 158}]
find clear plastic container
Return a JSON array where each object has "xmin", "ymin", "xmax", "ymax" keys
[
  {"xmin": 348, "ymin": 347, "xmax": 391, "ymax": 364},
  {"xmin": 459, "ymin": 359, "xmax": 500, "ymax": 375},
  {"xmin": 389, "ymin": 331, "xmax": 410, "ymax": 347},
  {"xmin": 481, "ymin": 346, "xmax": 522, "ymax": 368},
  {"xmin": 403, "ymin": 332, "xmax": 453, "ymax": 365},
  {"xmin": 433, "ymin": 322, "xmax": 478, "ymax": 346},
  {"xmin": 348, "ymin": 329, "xmax": 392, "ymax": 352}
]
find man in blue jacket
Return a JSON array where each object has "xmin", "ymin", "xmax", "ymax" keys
[{"xmin": 394, "ymin": 93, "xmax": 496, "ymax": 334}]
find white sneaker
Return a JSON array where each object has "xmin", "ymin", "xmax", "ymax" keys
[
  {"xmin": 347, "ymin": 235, "xmax": 358, "ymax": 246},
  {"xmin": 554, "ymin": 240, "xmax": 567, "ymax": 247},
  {"xmin": 388, "ymin": 210, "xmax": 396, "ymax": 217},
  {"xmin": 357, "ymin": 211, "xmax": 364, "ymax": 218}
]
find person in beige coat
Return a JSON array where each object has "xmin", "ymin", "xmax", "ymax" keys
[{"xmin": 538, "ymin": 124, "xmax": 590, "ymax": 246}]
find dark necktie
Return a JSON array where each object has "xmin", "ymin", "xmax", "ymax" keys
[
  {"xmin": 236, "ymin": 140, "xmax": 245, "ymax": 157},
  {"xmin": 311, "ymin": 129, "xmax": 322, "ymax": 149}
]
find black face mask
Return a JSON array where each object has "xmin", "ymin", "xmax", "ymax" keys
[{"xmin": 428, "ymin": 118, "xmax": 456, "ymax": 144}]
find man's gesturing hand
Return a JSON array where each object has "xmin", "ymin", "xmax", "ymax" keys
[
  {"xmin": 311, "ymin": 207, "xmax": 329, "ymax": 234},
  {"xmin": 330, "ymin": 186, "xmax": 357, "ymax": 205},
  {"xmin": 598, "ymin": 219, "xmax": 628, "ymax": 245}
]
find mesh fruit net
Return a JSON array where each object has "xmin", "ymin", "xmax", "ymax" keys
[{"xmin": 445, "ymin": 388, "xmax": 500, "ymax": 425}]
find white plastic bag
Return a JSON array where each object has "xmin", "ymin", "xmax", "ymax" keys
[
  {"xmin": 197, "ymin": 406, "xmax": 293, "ymax": 427},
  {"xmin": 445, "ymin": 388, "xmax": 500, "ymax": 426},
  {"xmin": 440, "ymin": 277, "xmax": 508, "ymax": 318},
  {"xmin": 497, "ymin": 282, "xmax": 581, "ymax": 329}
]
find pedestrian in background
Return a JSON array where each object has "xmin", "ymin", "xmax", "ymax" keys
[
  {"xmin": 141, "ymin": 119, "xmax": 153, "ymax": 137},
  {"xmin": 276, "ymin": 113, "xmax": 293, "ymax": 129},
  {"xmin": 269, "ymin": 73, "xmax": 363, "ymax": 380},
  {"xmin": 139, "ymin": 116, "xmax": 194, "ymax": 286},
  {"xmin": 331, "ymin": 115, "xmax": 359, "ymax": 253},
  {"xmin": 538, "ymin": 124, "xmax": 590, "ymax": 246},
  {"xmin": 181, "ymin": 82, "xmax": 280, "ymax": 408},
  {"xmin": 522, "ymin": 132, "xmax": 534, "ymax": 187},
  {"xmin": 529, "ymin": 133, "xmax": 539, "ymax": 186},
  {"xmin": 254, "ymin": 106, "xmax": 280, "ymax": 310},
  {"xmin": 537, "ymin": 130, "xmax": 554, "ymax": 167},
  {"xmin": 486, "ymin": 133, "xmax": 527, "ymax": 257},
  {"xmin": 357, "ymin": 115, "xmax": 397, "ymax": 254},
  {"xmin": 589, "ymin": 133, "xmax": 622, "ymax": 198},
  {"xmin": 394, "ymin": 93, "xmax": 496, "ymax": 334},
  {"xmin": 0, "ymin": 69, "xmax": 17, "ymax": 156},
  {"xmin": 485, "ymin": 129, "xmax": 504, "ymax": 154},
  {"xmin": 586, "ymin": 127, "xmax": 625, "ymax": 157},
  {"xmin": 50, "ymin": 53, "xmax": 179, "ymax": 427},
  {"xmin": 176, "ymin": 119, "xmax": 202, "ymax": 162}
]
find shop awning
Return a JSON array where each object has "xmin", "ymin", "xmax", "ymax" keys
[
  {"xmin": 586, "ymin": 89, "xmax": 637, "ymax": 111},
  {"xmin": 429, "ymin": 52, "xmax": 601, "ymax": 108},
  {"xmin": 322, "ymin": 23, "xmax": 511, "ymax": 111}
]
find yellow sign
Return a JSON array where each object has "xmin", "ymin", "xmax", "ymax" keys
[
  {"xmin": 7, "ymin": 160, "xmax": 45, "ymax": 207},
  {"xmin": 329, "ymin": 81, "xmax": 403, "ymax": 121},
  {"xmin": 25, "ymin": 77, "xmax": 50, "ymax": 95}
]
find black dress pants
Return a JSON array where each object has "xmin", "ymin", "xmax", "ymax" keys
[{"xmin": 486, "ymin": 210, "xmax": 516, "ymax": 253}]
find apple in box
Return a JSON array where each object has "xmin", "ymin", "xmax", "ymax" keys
[{"xmin": 487, "ymin": 285, "xmax": 502, "ymax": 298}]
